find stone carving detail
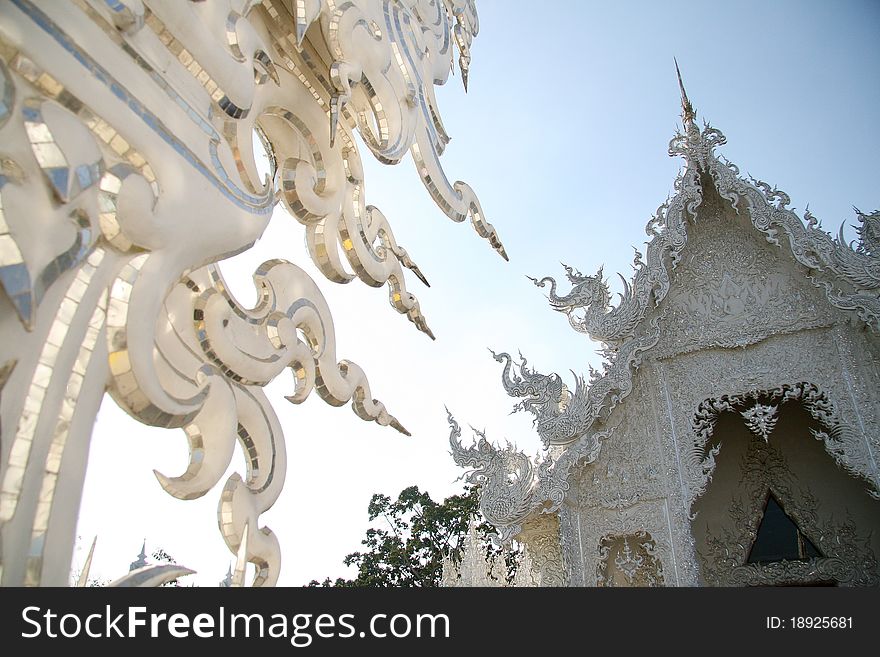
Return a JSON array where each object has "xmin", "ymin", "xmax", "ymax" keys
[
  {"xmin": 460, "ymin": 72, "xmax": 880, "ymax": 586},
  {"xmin": 687, "ymin": 382, "xmax": 879, "ymax": 508},
  {"xmin": 597, "ymin": 531, "xmax": 665, "ymax": 587},
  {"xmin": 557, "ymin": 505, "xmax": 578, "ymax": 587},
  {"xmin": 653, "ymin": 325, "xmax": 880, "ymax": 586},
  {"xmin": 517, "ymin": 513, "xmax": 565, "ymax": 587},
  {"xmin": 569, "ymin": 497, "xmax": 678, "ymax": 587},
  {"xmin": 0, "ymin": 0, "xmax": 504, "ymax": 586},
  {"xmin": 528, "ymin": 262, "xmax": 645, "ymax": 347},
  {"xmin": 698, "ymin": 437, "xmax": 879, "ymax": 586},
  {"xmin": 671, "ymin": 119, "xmax": 880, "ymax": 329},
  {"xmin": 447, "ymin": 410, "xmax": 604, "ymax": 544},
  {"xmin": 852, "ymin": 209, "xmax": 880, "ymax": 259},
  {"xmin": 495, "ymin": 84, "xmax": 879, "ymax": 452},
  {"xmin": 740, "ymin": 404, "xmax": 778, "ymax": 441},
  {"xmin": 492, "ymin": 320, "xmax": 660, "ymax": 447},
  {"xmin": 574, "ymin": 378, "xmax": 664, "ymax": 512},
  {"xmin": 654, "ymin": 195, "xmax": 837, "ymax": 359}
]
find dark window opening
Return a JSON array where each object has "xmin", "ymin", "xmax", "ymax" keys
[{"xmin": 746, "ymin": 492, "xmax": 822, "ymax": 564}]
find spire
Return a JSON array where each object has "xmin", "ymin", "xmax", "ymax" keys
[
  {"xmin": 129, "ymin": 538, "xmax": 148, "ymax": 571},
  {"xmin": 674, "ymin": 58, "xmax": 696, "ymax": 128}
]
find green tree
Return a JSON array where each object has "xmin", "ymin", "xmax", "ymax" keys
[{"xmin": 309, "ymin": 485, "xmax": 511, "ymax": 587}]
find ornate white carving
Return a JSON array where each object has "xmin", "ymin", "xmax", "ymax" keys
[
  {"xmin": 653, "ymin": 194, "xmax": 838, "ymax": 359},
  {"xmin": 573, "ymin": 375, "xmax": 665, "ymax": 513},
  {"xmin": 516, "ymin": 513, "xmax": 564, "ymax": 587},
  {"xmin": 0, "ymin": 0, "xmax": 504, "ymax": 586},
  {"xmin": 686, "ymin": 380, "xmax": 880, "ymax": 510},
  {"xmin": 528, "ymin": 262, "xmax": 645, "ymax": 347},
  {"xmin": 492, "ymin": 321, "xmax": 659, "ymax": 448},
  {"xmin": 494, "ymin": 95, "xmax": 879, "ymax": 450},
  {"xmin": 597, "ymin": 531, "xmax": 665, "ymax": 587},
  {"xmin": 461, "ymin": 76, "xmax": 880, "ymax": 587},
  {"xmin": 568, "ymin": 498, "xmax": 677, "ymax": 587},
  {"xmin": 697, "ymin": 436, "xmax": 878, "ymax": 586},
  {"xmin": 447, "ymin": 409, "xmax": 604, "ymax": 544}
]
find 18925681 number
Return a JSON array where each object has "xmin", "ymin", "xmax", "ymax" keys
[{"xmin": 790, "ymin": 617, "xmax": 852, "ymax": 629}]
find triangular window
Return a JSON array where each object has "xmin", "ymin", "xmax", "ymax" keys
[{"xmin": 746, "ymin": 492, "xmax": 822, "ymax": 563}]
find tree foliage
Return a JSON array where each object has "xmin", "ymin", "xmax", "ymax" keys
[
  {"xmin": 309, "ymin": 485, "xmax": 503, "ymax": 587},
  {"xmin": 151, "ymin": 547, "xmax": 184, "ymax": 587}
]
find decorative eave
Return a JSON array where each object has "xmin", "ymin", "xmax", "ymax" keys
[
  {"xmin": 504, "ymin": 106, "xmax": 880, "ymax": 452},
  {"xmin": 452, "ymin": 78, "xmax": 880, "ymax": 542},
  {"xmin": 447, "ymin": 410, "xmax": 605, "ymax": 543}
]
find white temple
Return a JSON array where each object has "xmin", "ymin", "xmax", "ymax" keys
[
  {"xmin": 449, "ymin": 70, "xmax": 880, "ymax": 586},
  {"xmin": 1, "ymin": 0, "xmax": 876, "ymax": 589}
]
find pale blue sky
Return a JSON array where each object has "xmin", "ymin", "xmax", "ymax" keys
[{"xmin": 77, "ymin": 1, "xmax": 880, "ymax": 586}]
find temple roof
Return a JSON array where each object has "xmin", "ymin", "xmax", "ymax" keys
[
  {"xmin": 450, "ymin": 71, "xmax": 880, "ymax": 541},
  {"xmin": 501, "ymin": 76, "xmax": 880, "ymax": 450}
]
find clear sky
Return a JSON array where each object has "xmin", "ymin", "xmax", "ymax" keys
[{"xmin": 75, "ymin": 0, "xmax": 880, "ymax": 586}]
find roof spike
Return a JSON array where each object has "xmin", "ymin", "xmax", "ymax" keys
[
  {"xmin": 674, "ymin": 58, "xmax": 696, "ymax": 128},
  {"xmin": 128, "ymin": 538, "xmax": 148, "ymax": 571}
]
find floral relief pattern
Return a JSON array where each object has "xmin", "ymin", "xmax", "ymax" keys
[
  {"xmin": 572, "ymin": 498, "xmax": 676, "ymax": 586},
  {"xmin": 697, "ymin": 436, "xmax": 878, "ymax": 586},
  {"xmin": 597, "ymin": 531, "xmax": 665, "ymax": 587}
]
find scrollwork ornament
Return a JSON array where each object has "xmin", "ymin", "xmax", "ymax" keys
[
  {"xmin": 0, "ymin": 0, "xmax": 501, "ymax": 586},
  {"xmin": 697, "ymin": 438, "xmax": 878, "ymax": 586},
  {"xmin": 740, "ymin": 404, "xmax": 779, "ymax": 442},
  {"xmin": 461, "ymin": 75, "xmax": 880, "ymax": 589},
  {"xmin": 597, "ymin": 530, "xmax": 664, "ymax": 587},
  {"xmin": 571, "ymin": 498, "xmax": 677, "ymax": 587},
  {"xmin": 687, "ymin": 382, "xmax": 879, "ymax": 510},
  {"xmin": 447, "ymin": 410, "xmax": 604, "ymax": 545},
  {"xmin": 491, "ymin": 318, "xmax": 660, "ymax": 448},
  {"xmin": 517, "ymin": 513, "xmax": 564, "ymax": 587}
]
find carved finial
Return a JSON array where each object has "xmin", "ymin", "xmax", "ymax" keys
[{"xmin": 674, "ymin": 58, "xmax": 696, "ymax": 128}]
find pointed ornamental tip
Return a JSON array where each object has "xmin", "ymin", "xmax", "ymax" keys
[
  {"xmin": 76, "ymin": 536, "xmax": 99, "ymax": 587},
  {"xmin": 674, "ymin": 58, "xmax": 696, "ymax": 126}
]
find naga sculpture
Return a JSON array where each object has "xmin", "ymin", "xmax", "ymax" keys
[
  {"xmin": 495, "ymin": 75, "xmax": 880, "ymax": 454},
  {"xmin": 451, "ymin": 64, "xmax": 880, "ymax": 564},
  {"xmin": 528, "ymin": 264, "xmax": 643, "ymax": 347},
  {"xmin": 0, "ymin": 0, "xmax": 504, "ymax": 586},
  {"xmin": 447, "ymin": 409, "xmax": 605, "ymax": 544}
]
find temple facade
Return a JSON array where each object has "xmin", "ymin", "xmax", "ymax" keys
[{"xmin": 450, "ymin": 77, "xmax": 880, "ymax": 586}]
